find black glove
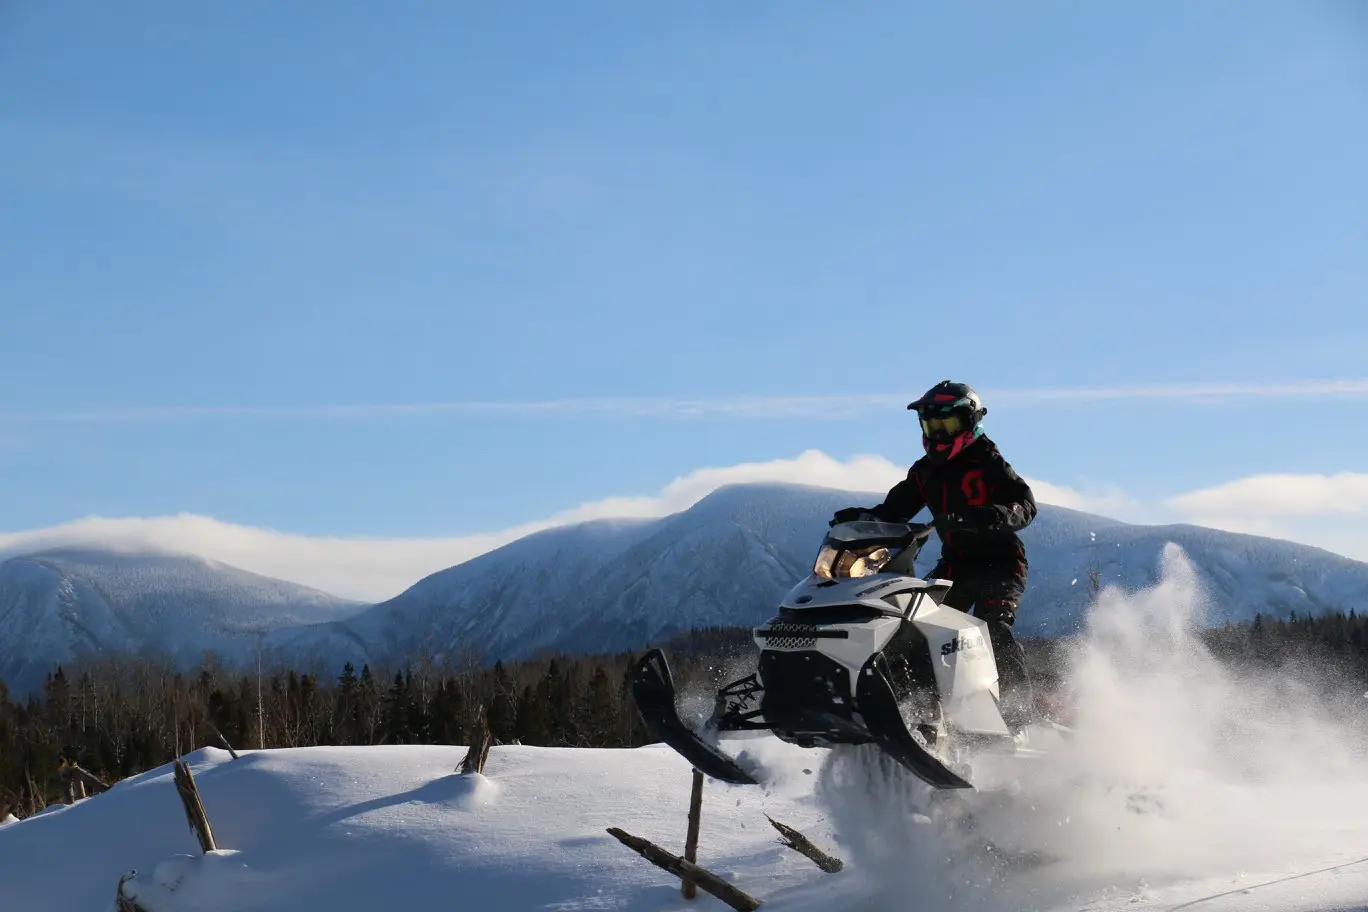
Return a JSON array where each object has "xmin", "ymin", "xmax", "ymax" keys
[
  {"xmin": 830, "ymin": 506, "xmax": 874, "ymax": 527},
  {"xmin": 934, "ymin": 512, "xmax": 975, "ymax": 537}
]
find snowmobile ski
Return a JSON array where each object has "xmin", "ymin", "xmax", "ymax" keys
[
  {"xmin": 855, "ymin": 655, "xmax": 974, "ymax": 789},
  {"xmin": 630, "ymin": 649, "xmax": 759, "ymax": 785}
]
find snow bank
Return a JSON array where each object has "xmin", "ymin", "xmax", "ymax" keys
[{"xmin": 0, "ymin": 741, "xmax": 832, "ymax": 912}]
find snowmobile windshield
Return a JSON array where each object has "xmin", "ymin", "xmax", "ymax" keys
[
  {"xmin": 824, "ymin": 521, "xmax": 911, "ymax": 545},
  {"xmin": 815, "ymin": 522, "xmax": 924, "ymax": 580}
]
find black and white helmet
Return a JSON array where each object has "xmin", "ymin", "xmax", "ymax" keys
[{"xmin": 907, "ymin": 380, "xmax": 987, "ymax": 461}]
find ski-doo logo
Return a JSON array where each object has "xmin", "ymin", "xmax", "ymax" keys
[{"xmin": 940, "ymin": 631, "xmax": 985, "ymax": 657}]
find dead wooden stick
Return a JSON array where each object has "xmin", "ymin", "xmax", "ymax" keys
[
  {"xmin": 681, "ymin": 768, "xmax": 705, "ymax": 899},
  {"xmin": 766, "ymin": 816, "xmax": 843, "ymax": 873},
  {"xmin": 68, "ymin": 762, "xmax": 111, "ymax": 795},
  {"xmin": 206, "ymin": 721, "xmax": 240, "ymax": 760},
  {"xmin": 606, "ymin": 827, "xmax": 760, "ymax": 911},
  {"xmin": 459, "ymin": 705, "xmax": 493, "ymax": 775},
  {"xmin": 173, "ymin": 759, "xmax": 217, "ymax": 853},
  {"xmin": 478, "ymin": 717, "xmax": 493, "ymax": 771},
  {"xmin": 59, "ymin": 760, "xmax": 103, "ymax": 803}
]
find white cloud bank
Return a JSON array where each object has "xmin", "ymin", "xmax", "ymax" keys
[
  {"xmin": 1165, "ymin": 473, "xmax": 1368, "ymax": 519},
  {"xmin": 2, "ymin": 453, "xmax": 1364, "ymax": 602},
  {"xmin": 1161, "ymin": 472, "xmax": 1368, "ymax": 562}
]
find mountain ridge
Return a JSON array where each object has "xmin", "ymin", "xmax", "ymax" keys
[
  {"xmin": 0, "ymin": 547, "xmax": 366, "ymax": 695},
  {"xmin": 338, "ymin": 482, "xmax": 1368, "ymax": 664},
  {"xmin": 3, "ymin": 482, "xmax": 1367, "ymax": 692}
]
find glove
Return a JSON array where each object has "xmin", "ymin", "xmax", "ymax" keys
[
  {"xmin": 830, "ymin": 506, "xmax": 874, "ymax": 527},
  {"xmin": 934, "ymin": 512, "xmax": 975, "ymax": 537}
]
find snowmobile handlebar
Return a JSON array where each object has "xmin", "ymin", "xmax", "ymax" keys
[{"xmin": 904, "ymin": 521, "xmax": 935, "ymax": 543}]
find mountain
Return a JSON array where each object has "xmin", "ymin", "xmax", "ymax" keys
[
  {"xmin": 339, "ymin": 484, "xmax": 845, "ymax": 664},
  {"xmin": 5, "ymin": 482, "xmax": 1368, "ymax": 691},
  {"xmin": 0, "ymin": 548, "xmax": 367, "ymax": 695},
  {"xmin": 338, "ymin": 482, "xmax": 1368, "ymax": 664}
]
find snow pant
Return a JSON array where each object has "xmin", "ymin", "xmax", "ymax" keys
[{"xmin": 929, "ymin": 561, "xmax": 1034, "ymax": 729}]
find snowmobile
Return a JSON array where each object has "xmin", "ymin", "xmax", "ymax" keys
[{"xmin": 630, "ymin": 519, "xmax": 1068, "ymax": 791}]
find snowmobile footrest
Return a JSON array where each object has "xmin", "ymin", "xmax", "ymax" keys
[
  {"xmin": 857, "ymin": 656, "xmax": 974, "ymax": 790},
  {"xmin": 630, "ymin": 649, "xmax": 759, "ymax": 786}
]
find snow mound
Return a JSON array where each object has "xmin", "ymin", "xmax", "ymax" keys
[{"xmin": 0, "ymin": 741, "xmax": 831, "ymax": 912}]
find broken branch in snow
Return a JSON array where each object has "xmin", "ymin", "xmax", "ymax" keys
[
  {"xmin": 206, "ymin": 721, "xmax": 240, "ymax": 760},
  {"xmin": 766, "ymin": 815, "xmax": 843, "ymax": 873},
  {"xmin": 681, "ymin": 768, "xmax": 704, "ymax": 899},
  {"xmin": 459, "ymin": 705, "xmax": 493, "ymax": 775},
  {"xmin": 173, "ymin": 759, "xmax": 218, "ymax": 854},
  {"xmin": 70, "ymin": 762, "xmax": 111, "ymax": 795},
  {"xmin": 60, "ymin": 760, "xmax": 110, "ymax": 804},
  {"xmin": 115, "ymin": 871, "xmax": 149, "ymax": 912},
  {"xmin": 606, "ymin": 826, "xmax": 761, "ymax": 911}
]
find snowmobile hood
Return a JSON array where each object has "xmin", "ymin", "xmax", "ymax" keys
[{"xmin": 780, "ymin": 572, "xmax": 952, "ymax": 615}]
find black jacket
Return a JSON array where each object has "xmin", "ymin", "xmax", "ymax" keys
[{"xmin": 869, "ymin": 435, "xmax": 1036, "ymax": 577}]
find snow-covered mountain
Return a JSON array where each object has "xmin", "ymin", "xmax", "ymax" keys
[
  {"xmin": 4, "ymin": 482, "xmax": 1368, "ymax": 691},
  {"xmin": 0, "ymin": 549, "xmax": 366, "ymax": 695},
  {"xmin": 341, "ymin": 482, "xmax": 1368, "ymax": 664}
]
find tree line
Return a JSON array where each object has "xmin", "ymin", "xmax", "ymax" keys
[
  {"xmin": 3, "ymin": 612, "xmax": 1366, "ymax": 819},
  {"xmin": 0, "ymin": 627, "xmax": 750, "ymax": 819}
]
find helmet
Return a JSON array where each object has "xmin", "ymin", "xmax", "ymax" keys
[{"xmin": 907, "ymin": 380, "xmax": 987, "ymax": 462}]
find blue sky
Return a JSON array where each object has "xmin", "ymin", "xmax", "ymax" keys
[{"xmin": 2, "ymin": 2, "xmax": 1367, "ymax": 597}]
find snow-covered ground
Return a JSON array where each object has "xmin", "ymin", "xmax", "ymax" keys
[
  {"xmin": 0, "ymin": 742, "xmax": 836, "ymax": 911},
  {"xmin": 5, "ymin": 545, "xmax": 1368, "ymax": 912}
]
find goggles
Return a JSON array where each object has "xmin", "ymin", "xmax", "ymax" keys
[{"xmin": 919, "ymin": 412, "xmax": 966, "ymax": 438}]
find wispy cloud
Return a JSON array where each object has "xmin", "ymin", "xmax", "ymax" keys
[
  {"xmin": 0, "ymin": 397, "xmax": 906, "ymax": 423},
  {"xmin": 1024, "ymin": 479, "xmax": 1141, "ymax": 517},
  {"xmin": 993, "ymin": 379, "xmax": 1368, "ymax": 405},
  {"xmin": 4, "ymin": 379, "xmax": 1368, "ymax": 424}
]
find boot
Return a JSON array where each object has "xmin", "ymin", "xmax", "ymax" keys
[{"xmin": 984, "ymin": 618, "xmax": 1035, "ymax": 735}]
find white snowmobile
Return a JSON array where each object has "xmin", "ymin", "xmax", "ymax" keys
[{"xmin": 630, "ymin": 519, "xmax": 1069, "ymax": 790}]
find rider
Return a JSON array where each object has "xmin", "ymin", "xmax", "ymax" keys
[{"xmin": 831, "ymin": 380, "xmax": 1039, "ymax": 732}]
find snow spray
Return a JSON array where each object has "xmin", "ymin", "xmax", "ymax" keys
[{"xmin": 806, "ymin": 543, "xmax": 1368, "ymax": 911}]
